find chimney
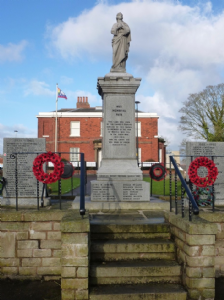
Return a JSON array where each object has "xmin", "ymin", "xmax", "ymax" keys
[{"xmin": 76, "ymin": 96, "xmax": 90, "ymax": 109}]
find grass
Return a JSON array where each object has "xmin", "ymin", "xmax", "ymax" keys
[
  {"xmin": 0, "ymin": 174, "xmax": 182, "ymax": 197},
  {"xmin": 0, "ymin": 174, "xmax": 80, "ymax": 196},
  {"xmin": 143, "ymin": 177, "xmax": 183, "ymax": 196},
  {"xmin": 47, "ymin": 177, "xmax": 80, "ymax": 195}
]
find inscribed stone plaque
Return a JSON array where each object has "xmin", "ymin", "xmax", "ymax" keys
[
  {"xmin": 3, "ymin": 138, "xmax": 46, "ymax": 204},
  {"xmin": 91, "ymin": 180, "xmax": 150, "ymax": 202},
  {"xmin": 186, "ymin": 142, "xmax": 224, "ymax": 205},
  {"xmin": 103, "ymin": 95, "xmax": 135, "ymax": 159}
]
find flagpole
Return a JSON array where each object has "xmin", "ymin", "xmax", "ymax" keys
[{"xmin": 55, "ymin": 83, "xmax": 58, "ymax": 153}]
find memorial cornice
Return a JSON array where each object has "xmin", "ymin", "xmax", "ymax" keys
[{"xmin": 97, "ymin": 74, "xmax": 141, "ymax": 96}]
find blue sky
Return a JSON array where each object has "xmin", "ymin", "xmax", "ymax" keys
[{"xmin": 1, "ymin": 0, "xmax": 224, "ymax": 153}]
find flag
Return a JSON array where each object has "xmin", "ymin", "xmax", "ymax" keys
[{"xmin": 57, "ymin": 87, "xmax": 67, "ymax": 99}]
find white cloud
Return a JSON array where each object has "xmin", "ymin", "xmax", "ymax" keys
[
  {"xmin": 0, "ymin": 123, "xmax": 37, "ymax": 154},
  {"xmin": 0, "ymin": 40, "xmax": 28, "ymax": 63},
  {"xmin": 24, "ymin": 80, "xmax": 55, "ymax": 97},
  {"xmin": 60, "ymin": 76, "xmax": 74, "ymax": 85},
  {"xmin": 46, "ymin": 0, "xmax": 224, "ymax": 67},
  {"xmin": 45, "ymin": 0, "xmax": 224, "ymax": 149}
]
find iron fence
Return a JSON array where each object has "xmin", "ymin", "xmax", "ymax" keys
[
  {"xmin": 139, "ymin": 155, "xmax": 222, "ymax": 221},
  {"xmin": 3, "ymin": 152, "xmax": 222, "ymax": 220},
  {"xmin": 170, "ymin": 155, "xmax": 223, "ymax": 220},
  {"xmin": 7, "ymin": 152, "xmax": 86, "ymax": 216}
]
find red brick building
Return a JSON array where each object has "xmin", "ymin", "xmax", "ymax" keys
[{"xmin": 37, "ymin": 97, "xmax": 165, "ymax": 169}]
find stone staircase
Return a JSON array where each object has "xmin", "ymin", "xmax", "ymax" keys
[{"xmin": 89, "ymin": 213, "xmax": 187, "ymax": 300}]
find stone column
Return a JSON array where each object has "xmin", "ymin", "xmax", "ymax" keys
[
  {"xmin": 166, "ymin": 212, "xmax": 217, "ymax": 300},
  {"xmin": 91, "ymin": 72, "xmax": 150, "ymax": 202},
  {"xmin": 61, "ymin": 212, "xmax": 90, "ymax": 300}
]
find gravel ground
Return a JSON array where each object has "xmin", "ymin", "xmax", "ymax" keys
[{"xmin": 0, "ymin": 279, "xmax": 61, "ymax": 300}]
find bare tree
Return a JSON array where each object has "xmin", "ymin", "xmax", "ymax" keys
[
  {"xmin": 179, "ymin": 139, "xmax": 187, "ymax": 155},
  {"xmin": 179, "ymin": 83, "xmax": 224, "ymax": 141}
]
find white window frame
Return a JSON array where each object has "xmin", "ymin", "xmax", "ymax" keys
[
  {"xmin": 138, "ymin": 148, "xmax": 141, "ymax": 163},
  {"xmin": 159, "ymin": 149, "xmax": 162, "ymax": 163},
  {"xmin": 70, "ymin": 121, "xmax": 80, "ymax": 137},
  {"xmin": 135, "ymin": 121, "xmax": 141, "ymax": 137},
  {"xmin": 100, "ymin": 121, "xmax": 103, "ymax": 137},
  {"xmin": 70, "ymin": 147, "xmax": 80, "ymax": 162}
]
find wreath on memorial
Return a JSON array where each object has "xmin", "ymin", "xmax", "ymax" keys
[
  {"xmin": 192, "ymin": 186, "xmax": 213, "ymax": 207},
  {"xmin": 32, "ymin": 152, "xmax": 64, "ymax": 184},
  {"xmin": 188, "ymin": 157, "xmax": 218, "ymax": 188},
  {"xmin": 149, "ymin": 163, "xmax": 167, "ymax": 181}
]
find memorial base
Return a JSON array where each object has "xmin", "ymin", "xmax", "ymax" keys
[
  {"xmin": 214, "ymin": 200, "xmax": 224, "ymax": 206},
  {"xmin": 1, "ymin": 197, "xmax": 50, "ymax": 207},
  {"xmin": 91, "ymin": 180, "xmax": 150, "ymax": 202},
  {"xmin": 97, "ymin": 159, "xmax": 143, "ymax": 181},
  {"xmin": 72, "ymin": 196, "xmax": 168, "ymax": 211}
]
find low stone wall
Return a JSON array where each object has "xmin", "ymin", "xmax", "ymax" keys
[
  {"xmin": 165, "ymin": 212, "xmax": 218, "ymax": 300},
  {"xmin": 0, "ymin": 209, "xmax": 90, "ymax": 300},
  {"xmin": 200, "ymin": 212, "xmax": 224, "ymax": 278},
  {"xmin": 1, "ymin": 210, "xmax": 65, "ymax": 280}
]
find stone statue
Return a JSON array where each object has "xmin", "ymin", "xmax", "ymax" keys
[{"xmin": 111, "ymin": 12, "xmax": 131, "ymax": 72}]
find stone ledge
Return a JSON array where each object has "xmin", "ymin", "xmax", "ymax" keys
[
  {"xmin": 61, "ymin": 212, "xmax": 90, "ymax": 233},
  {"xmin": 1, "ymin": 210, "xmax": 66, "ymax": 222},
  {"xmin": 0, "ymin": 275, "xmax": 42, "ymax": 280},
  {"xmin": 165, "ymin": 212, "xmax": 218, "ymax": 235},
  {"xmin": 200, "ymin": 212, "xmax": 224, "ymax": 222}
]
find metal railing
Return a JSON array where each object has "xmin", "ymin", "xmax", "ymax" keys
[
  {"xmin": 8, "ymin": 152, "xmax": 86, "ymax": 216},
  {"xmin": 138, "ymin": 155, "xmax": 220, "ymax": 221},
  {"xmin": 169, "ymin": 156, "xmax": 199, "ymax": 220}
]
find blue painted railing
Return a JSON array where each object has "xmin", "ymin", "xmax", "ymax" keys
[{"xmin": 169, "ymin": 156, "xmax": 199, "ymax": 221}]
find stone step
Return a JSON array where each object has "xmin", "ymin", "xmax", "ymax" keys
[
  {"xmin": 90, "ymin": 239, "xmax": 175, "ymax": 261},
  {"xmin": 91, "ymin": 251, "xmax": 175, "ymax": 262},
  {"xmin": 90, "ymin": 224, "xmax": 170, "ymax": 238},
  {"xmin": 89, "ymin": 283, "xmax": 187, "ymax": 300},
  {"xmin": 90, "ymin": 260, "xmax": 181, "ymax": 285},
  {"xmin": 91, "ymin": 232, "xmax": 170, "ymax": 240},
  {"xmin": 91, "ymin": 239, "xmax": 175, "ymax": 253}
]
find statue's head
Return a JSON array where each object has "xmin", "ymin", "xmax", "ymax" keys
[{"xmin": 116, "ymin": 12, "xmax": 123, "ymax": 21}]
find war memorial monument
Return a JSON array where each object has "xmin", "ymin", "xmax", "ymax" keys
[
  {"xmin": 1, "ymin": 13, "xmax": 222, "ymax": 300},
  {"xmin": 90, "ymin": 12, "xmax": 150, "ymax": 203}
]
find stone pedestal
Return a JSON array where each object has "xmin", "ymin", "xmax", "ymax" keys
[{"xmin": 91, "ymin": 72, "xmax": 150, "ymax": 202}]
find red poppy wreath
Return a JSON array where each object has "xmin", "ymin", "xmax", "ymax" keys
[
  {"xmin": 188, "ymin": 157, "xmax": 218, "ymax": 187},
  {"xmin": 33, "ymin": 152, "xmax": 64, "ymax": 184}
]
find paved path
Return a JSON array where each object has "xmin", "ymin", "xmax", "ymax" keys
[{"xmin": 64, "ymin": 175, "xmax": 96, "ymax": 196}]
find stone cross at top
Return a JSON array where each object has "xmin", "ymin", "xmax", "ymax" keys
[{"xmin": 111, "ymin": 12, "xmax": 131, "ymax": 73}]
